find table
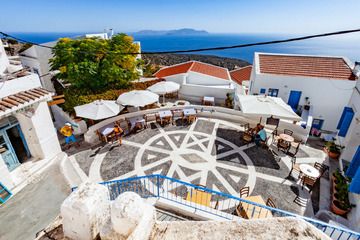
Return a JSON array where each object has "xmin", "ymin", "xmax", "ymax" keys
[
  {"xmin": 238, "ymin": 195, "xmax": 273, "ymax": 219},
  {"xmin": 128, "ymin": 116, "xmax": 145, "ymax": 130},
  {"xmin": 279, "ymin": 133, "xmax": 294, "ymax": 143},
  {"xmin": 158, "ymin": 110, "xmax": 173, "ymax": 125},
  {"xmin": 183, "ymin": 108, "xmax": 196, "ymax": 116},
  {"xmin": 186, "ymin": 189, "xmax": 212, "ymax": 207},
  {"xmin": 203, "ymin": 96, "xmax": 215, "ymax": 106},
  {"xmin": 299, "ymin": 164, "xmax": 320, "ymax": 178},
  {"xmin": 100, "ymin": 125, "xmax": 115, "ymax": 142}
]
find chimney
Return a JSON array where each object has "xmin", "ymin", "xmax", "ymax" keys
[{"xmin": 353, "ymin": 61, "xmax": 360, "ymax": 78}]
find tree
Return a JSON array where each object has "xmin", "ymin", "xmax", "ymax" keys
[{"xmin": 50, "ymin": 34, "xmax": 141, "ymax": 93}]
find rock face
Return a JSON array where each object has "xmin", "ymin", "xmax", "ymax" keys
[{"xmin": 143, "ymin": 54, "xmax": 250, "ymax": 71}]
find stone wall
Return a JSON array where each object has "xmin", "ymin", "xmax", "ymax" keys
[{"xmin": 48, "ymin": 182, "xmax": 331, "ymax": 240}]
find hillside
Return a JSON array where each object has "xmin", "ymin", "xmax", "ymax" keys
[{"xmin": 143, "ymin": 53, "xmax": 250, "ymax": 71}]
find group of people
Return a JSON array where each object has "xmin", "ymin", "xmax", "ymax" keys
[{"xmin": 251, "ymin": 123, "xmax": 267, "ymax": 146}]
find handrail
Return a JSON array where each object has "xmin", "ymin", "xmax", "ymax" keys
[{"xmin": 74, "ymin": 175, "xmax": 360, "ymax": 240}]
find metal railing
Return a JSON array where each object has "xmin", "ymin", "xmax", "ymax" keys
[{"xmin": 74, "ymin": 175, "xmax": 360, "ymax": 240}]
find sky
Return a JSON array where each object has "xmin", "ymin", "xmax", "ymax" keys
[{"xmin": 1, "ymin": 0, "xmax": 360, "ymax": 35}]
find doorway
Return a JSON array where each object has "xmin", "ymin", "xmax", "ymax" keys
[
  {"xmin": 288, "ymin": 90, "xmax": 302, "ymax": 111},
  {"xmin": 6, "ymin": 125, "xmax": 30, "ymax": 164}
]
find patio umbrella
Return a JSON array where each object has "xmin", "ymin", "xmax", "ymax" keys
[
  {"xmin": 147, "ymin": 81, "xmax": 180, "ymax": 104},
  {"xmin": 237, "ymin": 95, "xmax": 302, "ymax": 121},
  {"xmin": 74, "ymin": 100, "xmax": 123, "ymax": 120},
  {"xmin": 116, "ymin": 90, "xmax": 159, "ymax": 107}
]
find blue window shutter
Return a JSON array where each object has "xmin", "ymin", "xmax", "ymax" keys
[
  {"xmin": 337, "ymin": 107, "xmax": 350, "ymax": 129},
  {"xmin": 338, "ymin": 108, "xmax": 354, "ymax": 137},
  {"xmin": 260, "ymin": 88, "xmax": 266, "ymax": 94},
  {"xmin": 346, "ymin": 146, "xmax": 360, "ymax": 178},
  {"xmin": 349, "ymin": 166, "xmax": 360, "ymax": 194}
]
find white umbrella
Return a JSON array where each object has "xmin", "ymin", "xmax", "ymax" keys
[
  {"xmin": 147, "ymin": 81, "xmax": 180, "ymax": 104},
  {"xmin": 238, "ymin": 95, "xmax": 302, "ymax": 121},
  {"xmin": 116, "ymin": 90, "xmax": 159, "ymax": 107},
  {"xmin": 74, "ymin": 100, "xmax": 123, "ymax": 120}
]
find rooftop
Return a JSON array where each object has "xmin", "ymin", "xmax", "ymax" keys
[
  {"xmin": 257, "ymin": 53, "xmax": 356, "ymax": 80},
  {"xmin": 154, "ymin": 61, "xmax": 231, "ymax": 80},
  {"xmin": 230, "ymin": 65, "xmax": 252, "ymax": 84}
]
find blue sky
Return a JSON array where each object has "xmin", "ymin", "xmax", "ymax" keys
[{"xmin": 1, "ymin": 0, "xmax": 360, "ymax": 34}]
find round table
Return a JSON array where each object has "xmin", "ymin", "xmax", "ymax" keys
[
  {"xmin": 299, "ymin": 164, "xmax": 320, "ymax": 178},
  {"xmin": 279, "ymin": 133, "xmax": 294, "ymax": 142}
]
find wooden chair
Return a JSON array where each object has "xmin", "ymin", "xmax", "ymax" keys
[
  {"xmin": 187, "ymin": 114, "xmax": 197, "ymax": 124},
  {"xmin": 277, "ymin": 139, "xmax": 290, "ymax": 152},
  {"xmin": 287, "ymin": 141, "xmax": 300, "ymax": 157},
  {"xmin": 269, "ymin": 147, "xmax": 281, "ymax": 162},
  {"xmin": 242, "ymin": 132, "xmax": 253, "ymax": 145},
  {"xmin": 242, "ymin": 123, "xmax": 250, "ymax": 132},
  {"xmin": 171, "ymin": 110, "xmax": 184, "ymax": 125},
  {"xmin": 239, "ymin": 186, "xmax": 250, "ymax": 199},
  {"xmin": 144, "ymin": 113, "xmax": 157, "ymax": 128},
  {"xmin": 288, "ymin": 157, "xmax": 302, "ymax": 179},
  {"xmin": 301, "ymin": 176, "xmax": 317, "ymax": 193},
  {"xmin": 284, "ymin": 129, "xmax": 293, "ymax": 136},
  {"xmin": 314, "ymin": 162, "xmax": 329, "ymax": 178},
  {"xmin": 293, "ymin": 195, "xmax": 308, "ymax": 207},
  {"xmin": 118, "ymin": 119, "xmax": 131, "ymax": 136},
  {"xmin": 271, "ymin": 128, "xmax": 280, "ymax": 145},
  {"xmin": 266, "ymin": 198, "xmax": 276, "ymax": 208}
]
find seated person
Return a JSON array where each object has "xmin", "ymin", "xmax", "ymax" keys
[
  {"xmin": 249, "ymin": 123, "xmax": 261, "ymax": 135},
  {"xmin": 112, "ymin": 124, "xmax": 123, "ymax": 144},
  {"xmin": 255, "ymin": 126, "xmax": 267, "ymax": 146}
]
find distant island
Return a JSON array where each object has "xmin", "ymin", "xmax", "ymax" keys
[{"xmin": 133, "ymin": 28, "xmax": 209, "ymax": 36}]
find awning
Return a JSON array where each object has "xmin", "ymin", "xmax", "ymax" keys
[
  {"xmin": 237, "ymin": 95, "xmax": 302, "ymax": 121},
  {"xmin": 0, "ymin": 88, "xmax": 52, "ymax": 117}
]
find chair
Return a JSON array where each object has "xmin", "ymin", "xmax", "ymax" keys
[
  {"xmin": 271, "ymin": 128, "xmax": 280, "ymax": 144},
  {"xmin": 242, "ymin": 132, "xmax": 253, "ymax": 145},
  {"xmin": 293, "ymin": 195, "xmax": 308, "ymax": 207},
  {"xmin": 301, "ymin": 176, "xmax": 317, "ymax": 193},
  {"xmin": 118, "ymin": 119, "xmax": 131, "ymax": 136},
  {"xmin": 242, "ymin": 123, "xmax": 250, "ymax": 132},
  {"xmin": 144, "ymin": 113, "xmax": 157, "ymax": 128},
  {"xmin": 269, "ymin": 147, "xmax": 281, "ymax": 162},
  {"xmin": 187, "ymin": 114, "xmax": 197, "ymax": 124},
  {"xmin": 284, "ymin": 129, "xmax": 293, "ymax": 136},
  {"xmin": 314, "ymin": 162, "xmax": 329, "ymax": 178},
  {"xmin": 287, "ymin": 141, "xmax": 300, "ymax": 157},
  {"xmin": 172, "ymin": 110, "xmax": 184, "ymax": 125},
  {"xmin": 288, "ymin": 157, "xmax": 302, "ymax": 179},
  {"xmin": 239, "ymin": 186, "xmax": 250, "ymax": 199},
  {"xmin": 266, "ymin": 198, "xmax": 276, "ymax": 208},
  {"xmin": 277, "ymin": 139, "xmax": 290, "ymax": 152}
]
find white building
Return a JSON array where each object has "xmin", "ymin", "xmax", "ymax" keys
[
  {"xmin": 249, "ymin": 52, "xmax": 357, "ymax": 132},
  {"xmin": 230, "ymin": 65, "xmax": 252, "ymax": 96},
  {"xmin": 154, "ymin": 61, "xmax": 235, "ymax": 104},
  {"xmin": 0, "ymin": 40, "xmax": 61, "ymax": 192}
]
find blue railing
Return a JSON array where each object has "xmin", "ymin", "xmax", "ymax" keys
[{"xmin": 74, "ymin": 175, "xmax": 360, "ymax": 240}]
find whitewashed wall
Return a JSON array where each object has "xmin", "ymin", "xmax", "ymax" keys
[
  {"xmin": 0, "ymin": 40, "xmax": 10, "ymax": 73},
  {"xmin": 180, "ymin": 83, "xmax": 234, "ymax": 103},
  {"xmin": 250, "ymin": 72, "xmax": 355, "ymax": 131},
  {"xmin": 187, "ymin": 71, "xmax": 231, "ymax": 86},
  {"xmin": 163, "ymin": 74, "xmax": 186, "ymax": 85}
]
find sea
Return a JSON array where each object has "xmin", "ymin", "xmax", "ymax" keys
[{"xmin": 8, "ymin": 32, "xmax": 360, "ymax": 63}]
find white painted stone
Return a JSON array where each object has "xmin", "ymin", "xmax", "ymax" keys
[
  {"xmin": 147, "ymin": 154, "xmax": 157, "ymax": 161},
  {"xmin": 156, "ymin": 140, "xmax": 165, "ymax": 146},
  {"xmin": 229, "ymin": 174, "xmax": 241, "ymax": 183},
  {"xmin": 174, "ymin": 135, "xmax": 181, "ymax": 142},
  {"xmin": 111, "ymin": 192, "xmax": 145, "ymax": 236},
  {"xmin": 101, "ymin": 192, "xmax": 156, "ymax": 240},
  {"xmin": 61, "ymin": 182, "xmax": 110, "ymax": 240}
]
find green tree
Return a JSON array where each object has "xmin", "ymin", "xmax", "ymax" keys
[{"xmin": 50, "ymin": 34, "xmax": 141, "ymax": 93}]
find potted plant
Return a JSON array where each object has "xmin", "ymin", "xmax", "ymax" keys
[
  {"xmin": 225, "ymin": 93, "xmax": 234, "ymax": 109},
  {"xmin": 331, "ymin": 172, "xmax": 355, "ymax": 216},
  {"xmin": 325, "ymin": 141, "xmax": 343, "ymax": 159}
]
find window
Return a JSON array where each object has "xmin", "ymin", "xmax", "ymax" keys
[
  {"xmin": 337, "ymin": 107, "xmax": 354, "ymax": 137},
  {"xmin": 260, "ymin": 88, "xmax": 266, "ymax": 94},
  {"xmin": 268, "ymin": 88, "xmax": 279, "ymax": 97}
]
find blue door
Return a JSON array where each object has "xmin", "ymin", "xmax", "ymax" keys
[
  {"xmin": 337, "ymin": 107, "xmax": 354, "ymax": 137},
  {"xmin": 0, "ymin": 132, "xmax": 20, "ymax": 171},
  {"xmin": 311, "ymin": 119, "xmax": 324, "ymax": 130},
  {"xmin": 288, "ymin": 91, "xmax": 302, "ymax": 111},
  {"xmin": 346, "ymin": 146, "xmax": 360, "ymax": 178}
]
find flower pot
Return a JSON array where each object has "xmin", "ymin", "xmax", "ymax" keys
[
  {"xmin": 331, "ymin": 200, "xmax": 349, "ymax": 216},
  {"xmin": 328, "ymin": 151, "xmax": 340, "ymax": 160}
]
